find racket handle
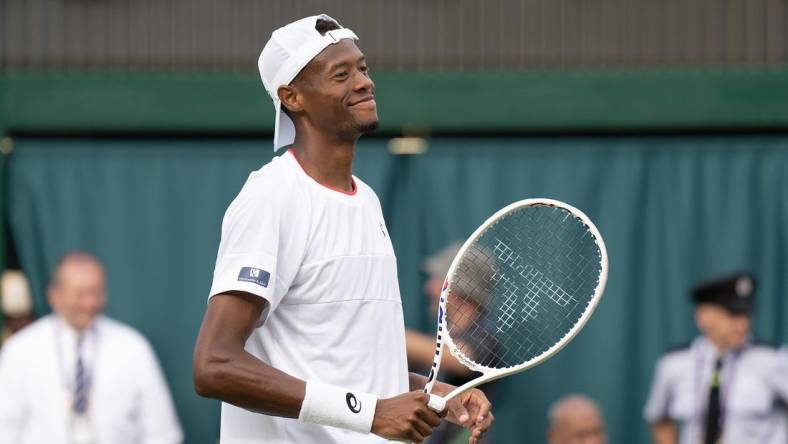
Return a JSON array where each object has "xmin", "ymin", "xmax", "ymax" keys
[{"xmin": 427, "ymin": 394, "xmax": 446, "ymax": 413}]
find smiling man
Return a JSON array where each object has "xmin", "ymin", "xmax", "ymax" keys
[{"xmin": 192, "ymin": 14, "xmax": 493, "ymax": 444}]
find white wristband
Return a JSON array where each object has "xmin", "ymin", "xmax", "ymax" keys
[{"xmin": 298, "ymin": 380, "xmax": 378, "ymax": 434}]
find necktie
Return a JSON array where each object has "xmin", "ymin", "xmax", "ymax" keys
[
  {"xmin": 73, "ymin": 336, "xmax": 88, "ymax": 414},
  {"xmin": 704, "ymin": 357, "xmax": 723, "ymax": 444}
]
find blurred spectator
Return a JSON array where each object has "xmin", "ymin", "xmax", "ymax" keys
[
  {"xmin": 406, "ymin": 241, "xmax": 494, "ymax": 444},
  {"xmin": 1, "ymin": 270, "xmax": 35, "ymax": 344},
  {"xmin": 644, "ymin": 273, "xmax": 788, "ymax": 444},
  {"xmin": 547, "ymin": 394, "xmax": 607, "ymax": 444},
  {"xmin": 407, "ymin": 241, "xmax": 475, "ymax": 378},
  {"xmin": 0, "ymin": 252, "xmax": 182, "ymax": 444}
]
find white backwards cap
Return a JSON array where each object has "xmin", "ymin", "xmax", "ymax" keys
[{"xmin": 258, "ymin": 14, "xmax": 358, "ymax": 151}]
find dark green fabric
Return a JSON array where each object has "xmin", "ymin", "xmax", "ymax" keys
[
  {"xmin": 6, "ymin": 69, "xmax": 788, "ymax": 134},
  {"xmin": 7, "ymin": 136, "xmax": 788, "ymax": 443}
]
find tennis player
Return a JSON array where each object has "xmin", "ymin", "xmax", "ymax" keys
[{"xmin": 193, "ymin": 14, "xmax": 494, "ymax": 444}]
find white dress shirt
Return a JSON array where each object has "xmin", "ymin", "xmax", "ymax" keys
[
  {"xmin": 644, "ymin": 336, "xmax": 788, "ymax": 444},
  {"xmin": 0, "ymin": 314, "xmax": 183, "ymax": 444}
]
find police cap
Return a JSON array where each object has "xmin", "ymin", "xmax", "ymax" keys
[{"xmin": 691, "ymin": 272, "xmax": 756, "ymax": 314}]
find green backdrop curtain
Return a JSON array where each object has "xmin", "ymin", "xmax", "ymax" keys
[
  {"xmin": 7, "ymin": 136, "xmax": 788, "ymax": 443},
  {"xmin": 0, "ymin": 148, "xmax": 5, "ymax": 336}
]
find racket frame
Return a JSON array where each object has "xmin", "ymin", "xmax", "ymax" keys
[{"xmin": 423, "ymin": 198, "xmax": 608, "ymax": 404}]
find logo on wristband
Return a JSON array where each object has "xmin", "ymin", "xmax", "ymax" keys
[{"xmin": 346, "ymin": 392, "xmax": 362, "ymax": 413}]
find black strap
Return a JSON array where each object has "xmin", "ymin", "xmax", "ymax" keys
[{"xmin": 704, "ymin": 358, "xmax": 723, "ymax": 444}]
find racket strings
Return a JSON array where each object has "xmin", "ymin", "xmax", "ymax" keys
[{"xmin": 446, "ymin": 204, "xmax": 602, "ymax": 370}]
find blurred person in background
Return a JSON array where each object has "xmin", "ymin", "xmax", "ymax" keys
[
  {"xmin": 546, "ymin": 394, "xmax": 607, "ymax": 444},
  {"xmin": 0, "ymin": 252, "xmax": 182, "ymax": 444},
  {"xmin": 644, "ymin": 273, "xmax": 788, "ymax": 444},
  {"xmin": 407, "ymin": 242, "xmax": 496, "ymax": 444},
  {"xmin": 0, "ymin": 270, "xmax": 36, "ymax": 345},
  {"xmin": 407, "ymin": 242, "xmax": 475, "ymax": 378}
]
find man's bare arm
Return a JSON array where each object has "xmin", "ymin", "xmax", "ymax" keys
[
  {"xmin": 405, "ymin": 330, "xmax": 473, "ymax": 378},
  {"xmin": 193, "ymin": 292, "xmax": 442, "ymax": 442},
  {"xmin": 192, "ymin": 291, "xmax": 305, "ymax": 417},
  {"xmin": 409, "ymin": 372, "xmax": 438, "ymax": 392},
  {"xmin": 651, "ymin": 420, "xmax": 677, "ymax": 444}
]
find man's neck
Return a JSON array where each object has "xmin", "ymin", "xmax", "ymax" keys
[
  {"xmin": 290, "ymin": 135, "xmax": 357, "ymax": 193},
  {"xmin": 55, "ymin": 314, "xmax": 94, "ymax": 337},
  {"xmin": 703, "ymin": 336, "xmax": 746, "ymax": 356}
]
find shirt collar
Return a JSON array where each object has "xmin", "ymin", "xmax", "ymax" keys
[
  {"xmin": 694, "ymin": 335, "xmax": 752, "ymax": 361},
  {"xmin": 54, "ymin": 314, "xmax": 100, "ymax": 344}
]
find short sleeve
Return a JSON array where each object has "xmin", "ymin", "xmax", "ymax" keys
[
  {"xmin": 209, "ymin": 176, "xmax": 306, "ymax": 321},
  {"xmin": 644, "ymin": 356, "xmax": 673, "ymax": 423}
]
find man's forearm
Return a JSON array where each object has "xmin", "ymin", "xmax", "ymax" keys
[
  {"xmin": 406, "ymin": 330, "xmax": 474, "ymax": 377},
  {"xmin": 194, "ymin": 347, "xmax": 306, "ymax": 418},
  {"xmin": 409, "ymin": 372, "xmax": 427, "ymax": 391},
  {"xmin": 409, "ymin": 372, "xmax": 457, "ymax": 397}
]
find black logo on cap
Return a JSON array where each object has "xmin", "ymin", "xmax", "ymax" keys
[{"xmin": 346, "ymin": 392, "xmax": 362, "ymax": 413}]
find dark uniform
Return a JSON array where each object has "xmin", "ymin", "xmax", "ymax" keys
[{"xmin": 644, "ymin": 273, "xmax": 788, "ymax": 444}]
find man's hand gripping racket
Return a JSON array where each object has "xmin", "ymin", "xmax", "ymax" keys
[{"xmin": 423, "ymin": 198, "xmax": 608, "ymax": 416}]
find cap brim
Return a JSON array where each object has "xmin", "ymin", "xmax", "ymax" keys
[
  {"xmin": 726, "ymin": 301, "xmax": 754, "ymax": 315},
  {"xmin": 273, "ymin": 101, "xmax": 296, "ymax": 152},
  {"xmin": 697, "ymin": 299, "xmax": 754, "ymax": 315}
]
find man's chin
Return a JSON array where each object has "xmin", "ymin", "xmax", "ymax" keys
[{"xmin": 357, "ymin": 118, "xmax": 380, "ymax": 135}]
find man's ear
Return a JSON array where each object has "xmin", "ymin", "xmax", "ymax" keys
[
  {"xmin": 278, "ymin": 85, "xmax": 303, "ymax": 113},
  {"xmin": 695, "ymin": 307, "xmax": 708, "ymax": 331}
]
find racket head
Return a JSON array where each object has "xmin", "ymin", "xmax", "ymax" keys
[{"xmin": 441, "ymin": 198, "xmax": 608, "ymax": 376}]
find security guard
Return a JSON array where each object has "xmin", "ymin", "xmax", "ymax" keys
[{"xmin": 644, "ymin": 273, "xmax": 788, "ymax": 444}]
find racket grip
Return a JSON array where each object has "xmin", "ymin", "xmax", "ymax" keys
[{"xmin": 427, "ymin": 394, "xmax": 446, "ymax": 412}]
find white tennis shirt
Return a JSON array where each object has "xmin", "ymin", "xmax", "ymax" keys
[{"xmin": 209, "ymin": 150, "xmax": 409, "ymax": 444}]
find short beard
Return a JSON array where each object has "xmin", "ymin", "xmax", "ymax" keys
[
  {"xmin": 357, "ymin": 119, "xmax": 380, "ymax": 135},
  {"xmin": 335, "ymin": 118, "xmax": 380, "ymax": 142}
]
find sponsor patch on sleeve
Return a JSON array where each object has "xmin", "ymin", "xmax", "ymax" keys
[{"xmin": 237, "ymin": 267, "xmax": 271, "ymax": 288}]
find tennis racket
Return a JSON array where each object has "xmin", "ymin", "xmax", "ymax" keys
[{"xmin": 423, "ymin": 198, "xmax": 608, "ymax": 412}]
